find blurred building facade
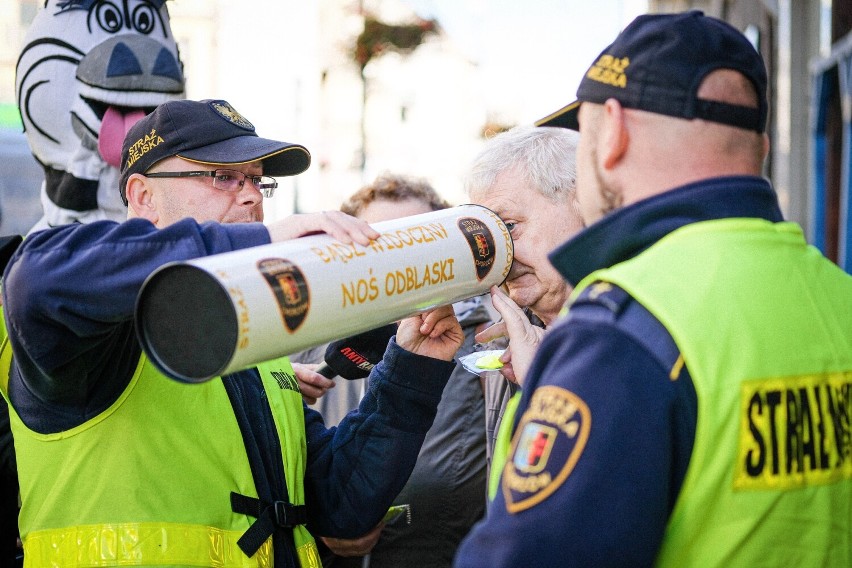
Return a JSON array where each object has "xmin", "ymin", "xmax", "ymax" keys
[
  {"xmin": 1, "ymin": 1, "xmax": 849, "ymax": 272},
  {"xmin": 167, "ymin": 0, "xmax": 487, "ymax": 220},
  {"xmin": 0, "ymin": 0, "xmax": 636, "ymax": 224},
  {"xmin": 0, "ymin": 0, "xmax": 37, "ymax": 106}
]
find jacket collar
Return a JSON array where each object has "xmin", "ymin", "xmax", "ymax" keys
[{"xmin": 549, "ymin": 176, "xmax": 783, "ymax": 287}]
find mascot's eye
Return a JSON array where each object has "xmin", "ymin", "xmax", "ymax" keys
[
  {"xmin": 95, "ymin": 2, "xmax": 123, "ymax": 33},
  {"xmin": 132, "ymin": 5, "xmax": 158, "ymax": 35}
]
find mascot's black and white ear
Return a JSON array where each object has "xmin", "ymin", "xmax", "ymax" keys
[{"xmin": 16, "ymin": 0, "xmax": 185, "ymax": 231}]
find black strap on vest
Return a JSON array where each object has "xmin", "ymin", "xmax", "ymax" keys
[{"xmin": 231, "ymin": 491, "xmax": 308, "ymax": 556}]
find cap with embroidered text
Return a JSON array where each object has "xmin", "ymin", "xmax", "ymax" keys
[
  {"xmin": 536, "ymin": 11, "xmax": 768, "ymax": 133},
  {"xmin": 119, "ymin": 99, "xmax": 311, "ymax": 204}
]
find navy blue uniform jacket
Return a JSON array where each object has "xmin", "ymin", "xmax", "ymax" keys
[{"xmin": 454, "ymin": 177, "xmax": 784, "ymax": 567}]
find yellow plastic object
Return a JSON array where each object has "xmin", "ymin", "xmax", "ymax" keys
[
  {"xmin": 382, "ymin": 504, "xmax": 411, "ymax": 524},
  {"xmin": 475, "ymin": 353, "xmax": 504, "ymax": 369}
]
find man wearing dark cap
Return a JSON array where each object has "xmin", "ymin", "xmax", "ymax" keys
[
  {"xmin": 1, "ymin": 99, "xmax": 464, "ymax": 567},
  {"xmin": 455, "ymin": 11, "xmax": 852, "ymax": 567}
]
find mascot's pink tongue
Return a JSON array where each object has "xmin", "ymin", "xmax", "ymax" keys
[{"xmin": 98, "ymin": 107, "xmax": 147, "ymax": 169}]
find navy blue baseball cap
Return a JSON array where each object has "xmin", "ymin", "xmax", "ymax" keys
[
  {"xmin": 536, "ymin": 11, "xmax": 768, "ymax": 133},
  {"xmin": 120, "ymin": 99, "xmax": 311, "ymax": 203}
]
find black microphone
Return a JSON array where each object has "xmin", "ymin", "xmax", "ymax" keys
[{"xmin": 315, "ymin": 323, "xmax": 398, "ymax": 380}]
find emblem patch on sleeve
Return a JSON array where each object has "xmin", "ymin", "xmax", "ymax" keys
[{"xmin": 503, "ymin": 386, "xmax": 591, "ymax": 513}]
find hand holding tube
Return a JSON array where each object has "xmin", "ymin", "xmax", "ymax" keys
[
  {"xmin": 396, "ymin": 304, "xmax": 463, "ymax": 362},
  {"xmin": 267, "ymin": 210, "xmax": 379, "ymax": 246}
]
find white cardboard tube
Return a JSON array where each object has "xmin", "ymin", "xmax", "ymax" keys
[{"xmin": 135, "ymin": 204, "xmax": 513, "ymax": 382}]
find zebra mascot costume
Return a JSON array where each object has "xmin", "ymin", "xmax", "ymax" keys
[{"xmin": 16, "ymin": 0, "xmax": 185, "ymax": 230}]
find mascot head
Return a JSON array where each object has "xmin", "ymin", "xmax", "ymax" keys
[{"xmin": 16, "ymin": 0, "xmax": 185, "ymax": 229}]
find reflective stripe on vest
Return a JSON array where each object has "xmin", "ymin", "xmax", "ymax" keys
[{"xmin": 23, "ymin": 522, "xmax": 272, "ymax": 568}]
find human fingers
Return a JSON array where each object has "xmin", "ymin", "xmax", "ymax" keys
[
  {"xmin": 474, "ymin": 320, "xmax": 507, "ymax": 344},
  {"xmin": 396, "ymin": 305, "xmax": 463, "ymax": 361},
  {"xmin": 292, "ymin": 363, "xmax": 335, "ymax": 403},
  {"xmin": 317, "ymin": 210, "xmax": 380, "ymax": 245},
  {"xmin": 497, "ymin": 348, "xmax": 518, "ymax": 384},
  {"xmin": 489, "ymin": 287, "xmax": 544, "ymax": 386},
  {"xmin": 267, "ymin": 211, "xmax": 379, "ymax": 245},
  {"xmin": 488, "ymin": 286, "xmax": 532, "ymax": 337},
  {"xmin": 321, "ymin": 522, "xmax": 384, "ymax": 556},
  {"xmin": 420, "ymin": 304, "xmax": 462, "ymax": 338}
]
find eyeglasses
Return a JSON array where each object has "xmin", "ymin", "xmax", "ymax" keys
[{"xmin": 142, "ymin": 169, "xmax": 278, "ymax": 198}]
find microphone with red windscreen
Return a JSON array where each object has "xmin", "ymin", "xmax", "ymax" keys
[{"xmin": 315, "ymin": 323, "xmax": 398, "ymax": 379}]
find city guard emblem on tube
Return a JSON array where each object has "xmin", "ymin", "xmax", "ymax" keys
[
  {"xmin": 258, "ymin": 258, "xmax": 310, "ymax": 332},
  {"xmin": 503, "ymin": 386, "xmax": 591, "ymax": 514},
  {"xmin": 458, "ymin": 217, "xmax": 496, "ymax": 281}
]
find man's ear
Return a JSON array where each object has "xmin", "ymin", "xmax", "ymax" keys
[
  {"xmin": 125, "ymin": 174, "xmax": 159, "ymax": 224},
  {"xmin": 599, "ymin": 98, "xmax": 629, "ymax": 170}
]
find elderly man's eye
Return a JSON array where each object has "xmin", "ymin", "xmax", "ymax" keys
[{"xmin": 504, "ymin": 222, "xmax": 517, "ymax": 232}]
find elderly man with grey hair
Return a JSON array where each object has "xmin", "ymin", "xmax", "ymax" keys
[{"xmin": 464, "ymin": 124, "xmax": 584, "ymax": 490}]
